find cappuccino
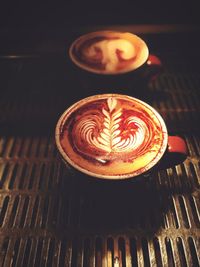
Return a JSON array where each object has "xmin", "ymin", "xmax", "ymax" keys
[
  {"xmin": 56, "ymin": 94, "xmax": 168, "ymax": 179},
  {"xmin": 69, "ymin": 31, "xmax": 149, "ymax": 75}
]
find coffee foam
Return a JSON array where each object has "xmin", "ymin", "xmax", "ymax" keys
[
  {"xmin": 69, "ymin": 31, "xmax": 149, "ymax": 74},
  {"xmin": 56, "ymin": 94, "xmax": 168, "ymax": 179},
  {"xmin": 82, "ymin": 39, "xmax": 136, "ymax": 72}
]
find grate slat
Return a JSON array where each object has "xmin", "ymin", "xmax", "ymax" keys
[
  {"xmin": 39, "ymin": 238, "xmax": 51, "ymax": 267},
  {"xmin": 19, "ymin": 137, "xmax": 32, "ymax": 158},
  {"xmin": 178, "ymin": 196, "xmax": 191, "ymax": 229},
  {"xmin": 124, "ymin": 238, "xmax": 132, "ymax": 267},
  {"xmin": 14, "ymin": 238, "xmax": 27, "ymax": 267},
  {"xmin": 0, "ymin": 162, "xmax": 15, "ymax": 190},
  {"xmin": 191, "ymin": 196, "xmax": 200, "ymax": 227},
  {"xmin": 72, "ymin": 237, "xmax": 84, "ymax": 267},
  {"xmin": 26, "ymin": 238, "xmax": 38, "ymax": 267},
  {"xmin": 33, "ymin": 237, "xmax": 44, "ymax": 267},
  {"xmin": 134, "ymin": 238, "xmax": 144, "ymax": 267},
  {"xmin": 130, "ymin": 238, "xmax": 138, "ymax": 267},
  {"xmin": 188, "ymin": 237, "xmax": 200, "ymax": 267},
  {"xmin": 3, "ymin": 238, "xmax": 16, "ymax": 267},
  {"xmin": 2, "ymin": 137, "xmax": 15, "ymax": 159},
  {"xmin": 0, "ymin": 236, "xmax": 10, "ymax": 267},
  {"xmin": 176, "ymin": 237, "xmax": 188, "ymax": 267},
  {"xmin": 8, "ymin": 195, "xmax": 21, "ymax": 228},
  {"xmin": 64, "ymin": 239, "xmax": 73, "ymax": 267},
  {"xmin": 51, "ymin": 238, "xmax": 62, "ymax": 267},
  {"xmin": 183, "ymin": 195, "xmax": 199, "ymax": 229},
  {"xmin": 98, "ymin": 237, "xmax": 106, "ymax": 267},
  {"xmin": 33, "ymin": 196, "xmax": 45, "ymax": 228},
  {"xmin": 159, "ymin": 238, "xmax": 169, "ymax": 267},
  {"xmin": 181, "ymin": 237, "xmax": 195, "ymax": 267},
  {"xmin": 107, "ymin": 237, "xmax": 114, "ymax": 267},
  {"xmin": 147, "ymin": 238, "xmax": 157, "ymax": 267},
  {"xmin": 172, "ymin": 196, "xmax": 186, "ymax": 229},
  {"xmin": 83, "ymin": 238, "xmax": 92, "ymax": 267},
  {"xmin": 186, "ymin": 161, "xmax": 200, "ymax": 190},
  {"xmin": 170, "ymin": 238, "xmax": 182, "ymax": 267},
  {"xmin": 152, "ymin": 237, "xmax": 163, "ymax": 267},
  {"xmin": 2, "ymin": 196, "xmax": 18, "ymax": 228}
]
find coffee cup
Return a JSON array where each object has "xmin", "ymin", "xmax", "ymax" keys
[
  {"xmin": 68, "ymin": 31, "xmax": 162, "ymax": 97},
  {"xmin": 55, "ymin": 94, "xmax": 187, "ymax": 180}
]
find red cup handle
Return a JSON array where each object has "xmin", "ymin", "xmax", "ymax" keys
[
  {"xmin": 147, "ymin": 54, "xmax": 162, "ymax": 67},
  {"xmin": 168, "ymin": 136, "xmax": 188, "ymax": 155},
  {"xmin": 158, "ymin": 135, "xmax": 188, "ymax": 169},
  {"xmin": 145, "ymin": 54, "xmax": 163, "ymax": 82}
]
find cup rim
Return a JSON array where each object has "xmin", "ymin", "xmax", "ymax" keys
[
  {"xmin": 69, "ymin": 30, "xmax": 149, "ymax": 75},
  {"xmin": 55, "ymin": 94, "xmax": 168, "ymax": 180}
]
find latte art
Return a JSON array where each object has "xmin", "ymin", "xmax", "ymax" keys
[
  {"xmin": 69, "ymin": 31, "xmax": 149, "ymax": 74},
  {"xmin": 81, "ymin": 39, "xmax": 136, "ymax": 72},
  {"xmin": 71, "ymin": 98, "xmax": 151, "ymax": 162},
  {"xmin": 57, "ymin": 95, "xmax": 168, "ymax": 178}
]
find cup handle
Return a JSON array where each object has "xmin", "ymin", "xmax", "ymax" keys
[
  {"xmin": 144, "ymin": 54, "xmax": 163, "ymax": 82},
  {"xmin": 158, "ymin": 135, "xmax": 188, "ymax": 169}
]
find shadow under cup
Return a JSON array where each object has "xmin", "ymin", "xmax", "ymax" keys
[
  {"xmin": 55, "ymin": 94, "xmax": 188, "ymax": 181},
  {"xmin": 68, "ymin": 31, "xmax": 162, "ymax": 97}
]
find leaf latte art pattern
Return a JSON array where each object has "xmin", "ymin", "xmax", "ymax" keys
[{"xmin": 71, "ymin": 98, "xmax": 151, "ymax": 161}]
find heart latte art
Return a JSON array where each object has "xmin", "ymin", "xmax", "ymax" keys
[
  {"xmin": 56, "ymin": 95, "xmax": 168, "ymax": 179},
  {"xmin": 69, "ymin": 31, "xmax": 149, "ymax": 74}
]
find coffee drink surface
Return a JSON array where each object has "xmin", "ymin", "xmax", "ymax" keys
[
  {"xmin": 56, "ymin": 94, "xmax": 168, "ymax": 179},
  {"xmin": 69, "ymin": 31, "xmax": 149, "ymax": 75}
]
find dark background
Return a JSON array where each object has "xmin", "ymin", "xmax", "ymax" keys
[
  {"xmin": 0, "ymin": 1, "xmax": 199, "ymax": 30},
  {"xmin": 0, "ymin": 1, "xmax": 199, "ymax": 56}
]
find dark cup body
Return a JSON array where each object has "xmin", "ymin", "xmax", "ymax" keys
[{"xmin": 68, "ymin": 60, "xmax": 154, "ymax": 101}]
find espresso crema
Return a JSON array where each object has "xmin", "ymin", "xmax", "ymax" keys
[
  {"xmin": 56, "ymin": 94, "xmax": 168, "ymax": 179},
  {"xmin": 69, "ymin": 31, "xmax": 149, "ymax": 74}
]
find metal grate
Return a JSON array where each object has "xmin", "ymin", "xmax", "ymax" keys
[{"xmin": 0, "ymin": 54, "xmax": 200, "ymax": 266}]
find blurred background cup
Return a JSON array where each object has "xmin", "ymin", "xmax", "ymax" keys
[{"xmin": 68, "ymin": 31, "xmax": 162, "ymax": 98}]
